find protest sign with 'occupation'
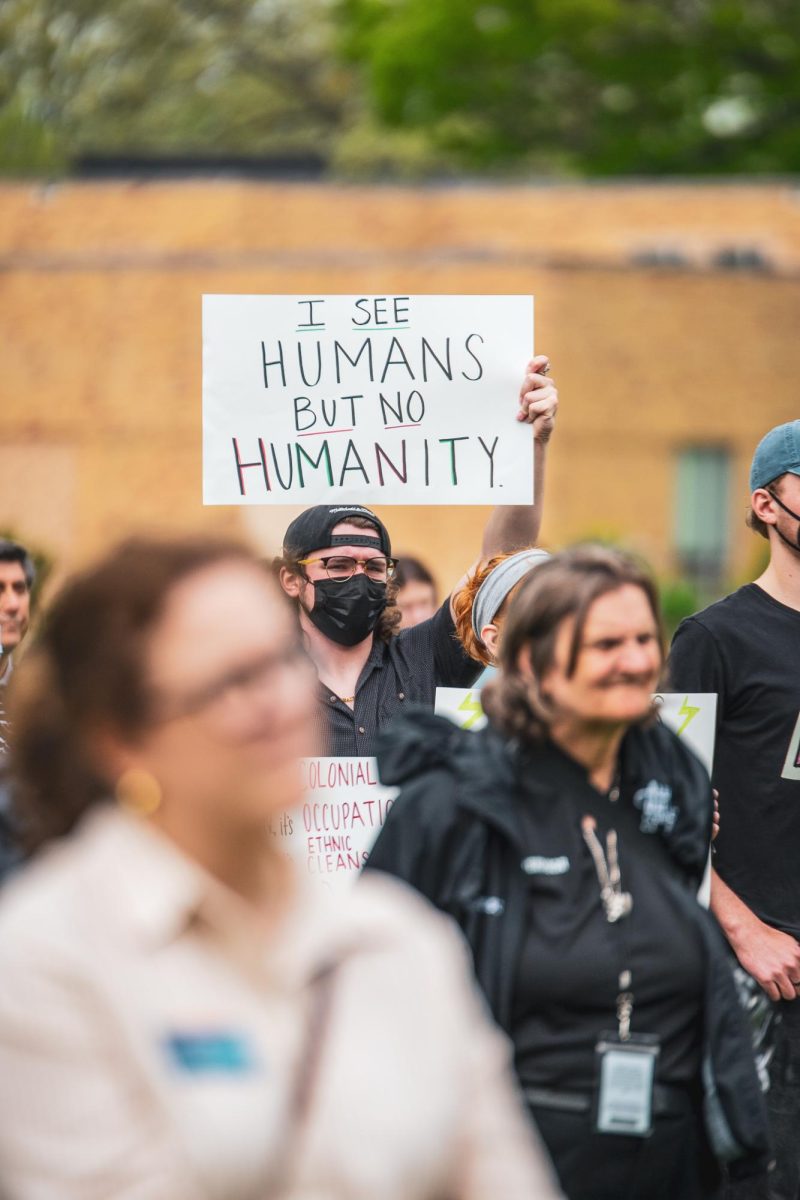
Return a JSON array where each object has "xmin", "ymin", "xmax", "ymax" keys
[
  {"xmin": 203, "ymin": 294, "xmax": 534, "ymax": 506},
  {"xmin": 270, "ymin": 756, "xmax": 397, "ymax": 893}
]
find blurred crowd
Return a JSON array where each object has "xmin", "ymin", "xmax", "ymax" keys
[{"xmin": 0, "ymin": 357, "xmax": 798, "ymax": 1200}]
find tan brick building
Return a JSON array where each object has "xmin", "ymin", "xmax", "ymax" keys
[{"xmin": 1, "ymin": 178, "xmax": 797, "ymax": 599}]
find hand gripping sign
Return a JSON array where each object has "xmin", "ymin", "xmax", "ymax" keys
[{"xmin": 203, "ymin": 294, "xmax": 534, "ymax": 506}]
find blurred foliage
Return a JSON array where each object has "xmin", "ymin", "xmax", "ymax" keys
[
  {"xmin": 2, "ymin": 0, "xmax": 800, "ymax": 177},
  {"xmin": 0, "ymin": 0, "xmax": 351, "ymax": 174},
  {"xmin": 335, "ymin": 0, "xmax": 800, "ymax": 175},
  {"xmin": 659, "ymin": 577, "xmax": 702, "ymax": 638}
]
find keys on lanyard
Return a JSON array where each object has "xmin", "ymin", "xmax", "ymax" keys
[{"xmin": 581, "ymin": 815, "xmax": 661, "ymax": 1137}]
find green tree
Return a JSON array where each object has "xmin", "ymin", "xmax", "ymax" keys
[
  {"xmin": 335, "ymin": 0, "xmax": 800, "ymax": 175},
  {"xmin": 0, "ymin": 0, "xmax": 351, "ymax": 174}
]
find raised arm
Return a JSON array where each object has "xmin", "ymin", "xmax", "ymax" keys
[
  {"xmin": 445, "ymin": 356, "xmax": 558, "ymax": 620},
  {"xmin": 480, "ymin": 355, "xmax": 558, "ymax": 558}
]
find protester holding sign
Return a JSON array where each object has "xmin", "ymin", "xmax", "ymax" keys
[
  {"xmin": 366, "ymin": 545, "xmax": 770, "ymax": 1200},
  {"xmin": 453, "ymin": 546, "xmax": 552, "ymax": 677},
  {"xmin": 203, "ymin": 293, "xmax": 540, "ymax": 507},
  {"xmin": 0, "ymin": 536, "xmax": 562, "ymax": 1200},
  {"xmin": 276, "ymin": 356, "xmax": 558, "ymax": 756},
  {"xmin": 669, "ymin": 419, "xmax": 800, "ymax": 1200}
]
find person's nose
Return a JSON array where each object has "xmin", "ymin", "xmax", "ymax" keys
[
  {"xmin": 0, "ymin": 589, "xmax": 18, "ymax": 616},
  {"xmin": 619, "ymin": 639, "xmax": 655, "ymax": 674}
]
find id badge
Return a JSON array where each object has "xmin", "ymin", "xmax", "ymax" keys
[{"xmin": 594, "ymin": 1033, "xmax": 660, "ymax": 1137}]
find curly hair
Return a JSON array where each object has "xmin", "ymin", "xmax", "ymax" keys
[
  {"xmin": 481, "ymin": 544, "xmax": 665, "ymax": 745},
  {"xmin": 452, "ymin": 554, "xmax": 517, "ymax": 667},
  {"xmin": 275, "ymin": 515, "xmax": 402, "ymax": 642}
]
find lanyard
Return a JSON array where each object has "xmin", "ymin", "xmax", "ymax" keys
[
  {"xmin": 581, "ymin": 815, "xmax": 634, "ymax": 1041},
  {"xmin": 264, "ymin": 963, "xmax": 337, "ymax": 1198}
]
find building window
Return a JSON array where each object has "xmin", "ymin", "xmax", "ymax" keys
[{"xmin": 674, "ymin": 446, "xmax": 731, "ymax": 588}]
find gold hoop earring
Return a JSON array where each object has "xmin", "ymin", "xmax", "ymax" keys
[{"xmin": 115, "ymin": 768, "xmax": 162, "ymax": 817}]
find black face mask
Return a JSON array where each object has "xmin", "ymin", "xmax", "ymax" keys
[
  {"xmin": 305, "ymin": 574, "xmax": 387, "ymax": 647},
  {"xmin": 767, "ymin": 490, "xmax": 800, "ymax": 553}
]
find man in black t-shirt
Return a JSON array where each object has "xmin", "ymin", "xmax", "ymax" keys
[
  {"xmin": 670, "ymin": 419, "xmax": 800, "ymax": 1200},
  {"xmin": 276, "ymin": 356, "xmax": 558, "ymax": 756}
]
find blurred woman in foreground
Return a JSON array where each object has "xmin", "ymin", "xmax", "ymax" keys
[
  {"xmin": 0, "ymin": 536, "xmax": 560, "ymax": 1200},
  {"xmin": 367, "ymin": 545, "xmax": 770, "ymax": 1200}
]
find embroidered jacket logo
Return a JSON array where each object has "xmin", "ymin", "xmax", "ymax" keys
[{"xmin": 633, "ymin": 780, "xmax": 678, "ymax": 834}]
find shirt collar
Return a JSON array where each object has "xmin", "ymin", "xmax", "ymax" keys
[{"xmin": 356, "ymin": 635, "xmax": 388, "ymax": 688}]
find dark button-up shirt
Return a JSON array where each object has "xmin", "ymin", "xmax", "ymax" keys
[{"xmin": 316, "ymin": 600, "xmax": 480, "ymax": 757}]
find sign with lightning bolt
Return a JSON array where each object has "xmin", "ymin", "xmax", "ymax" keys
[
  {"xmin": 436, "ymin": 687, "xmax": 488, "ymax": 731},
  {"xmin": 456, "ymin": 691, "xmax": 486, "ymax": 730},
  {"xmin": 652, "ymin": 693, "xmax": 717, "ymax": 774}
]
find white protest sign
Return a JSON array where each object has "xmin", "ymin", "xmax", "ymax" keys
[
  {"xmin": 203, "ymin": 294, "xmax": 533, "ymax": 506},
  {"xmin": 652, "ymin": 692, "xmax": 717, "ymax": 776},
  {"xmin": 270, "ymin": 757, "xmax": 396, "ymax": 892},
  {"xmin": 435, "ymin": 686, "xmax": 488, "ymax": 731},
  {"xmin": 652, "ymin": 693, "xmax": 718, "ymax": 908}
]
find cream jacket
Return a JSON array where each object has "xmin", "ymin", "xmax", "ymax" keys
[{"xmin": 0, "ymin": 807, "xmax": 561, "ymax": 1200}]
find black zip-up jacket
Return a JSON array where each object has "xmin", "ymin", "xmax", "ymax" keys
[{"xmin": 365, "ymin": 708, "xmax": 772, "ymax": 1180}]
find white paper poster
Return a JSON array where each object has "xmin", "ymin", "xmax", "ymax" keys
[
  {"xmin": 203, "ymin": 293, "xmax": 533, "ymax": 505},
  {"xmin": 435, "ymin": 686, "xmax": 489, "ymax": 731},
  {"xmin": 651, "ymin": 692, "xmax": 717, "ymax": 776},
  {"xmin": 270, "ymin": 757, "xmax": 397, "ymax": 892}
]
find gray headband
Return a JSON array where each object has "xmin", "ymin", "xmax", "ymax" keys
[{"xmin": 472, "ymin": 549, "xmax": 552, "ymax": 641}]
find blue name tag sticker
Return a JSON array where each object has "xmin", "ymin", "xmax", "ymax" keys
[{"xmin": 164, "ymin": 1031, "xmax": 259, "ymax": 1075}]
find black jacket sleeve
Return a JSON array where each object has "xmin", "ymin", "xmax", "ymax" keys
[
  {"xmin": 364, "ymin": 709, "xmax": 488, "ymax": 916},
  {"xmin": 364, "ymin": 764, "xmax": 460, "ymax": 906}
]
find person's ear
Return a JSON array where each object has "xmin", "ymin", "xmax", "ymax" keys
[
  {"xmin": 279, "ymin": 566, "xmax": 304, "ymax": 599},
  {"xmin": 515, "ymin": 644, "xmax": 535, "ymax": 680},
  {"xmin": 517, "ymin": 644, "xmax": 554, "ymax": 698},
  {"xmin": 85, "ymin": 725, "xmax": 140, "ymax": 788},
  {"xmin": 89, "ymin": 728, "xmax": 164, "ymax": 818},
  {"xmin": 751, "ymin": 488, "xmax": 779, "ymax": 527},
  {"xmin": 480, "ymin": 622, "xmax": 501, "ymax": 663}
]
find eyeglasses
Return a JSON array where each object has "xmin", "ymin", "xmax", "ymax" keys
[
  {"xmin": 147, "ymin": 640, "xmax": 312, "ymax": 731},
  {"xmin": 297, "ymin": 555, "xmax": 397, "ymax": 582}
]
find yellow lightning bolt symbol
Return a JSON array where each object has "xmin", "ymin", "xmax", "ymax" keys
[
  {"xmin": 457, "ymin": 691, "xmax": 484, "ymax": 730},
  {"xmin": 677, "ymin": 694, "xmax": 701, "ymax": 736}
]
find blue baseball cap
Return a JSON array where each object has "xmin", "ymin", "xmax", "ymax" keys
[{"xmin": 749, "ymin": 420, "xmax": 800, "ymax": 492}]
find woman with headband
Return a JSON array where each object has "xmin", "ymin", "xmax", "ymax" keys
[
  {"xmin": 367, "ymin": 545, "xmax": 770, "ymax": 1200},
  {"xmin": 453, "ymin": 548, "xmax": 552, "ymax": 676}
]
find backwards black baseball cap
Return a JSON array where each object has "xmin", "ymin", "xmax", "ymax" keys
[{"xmin": 282, "ymin": 505, "xmax": 392, "ymax": 560}]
